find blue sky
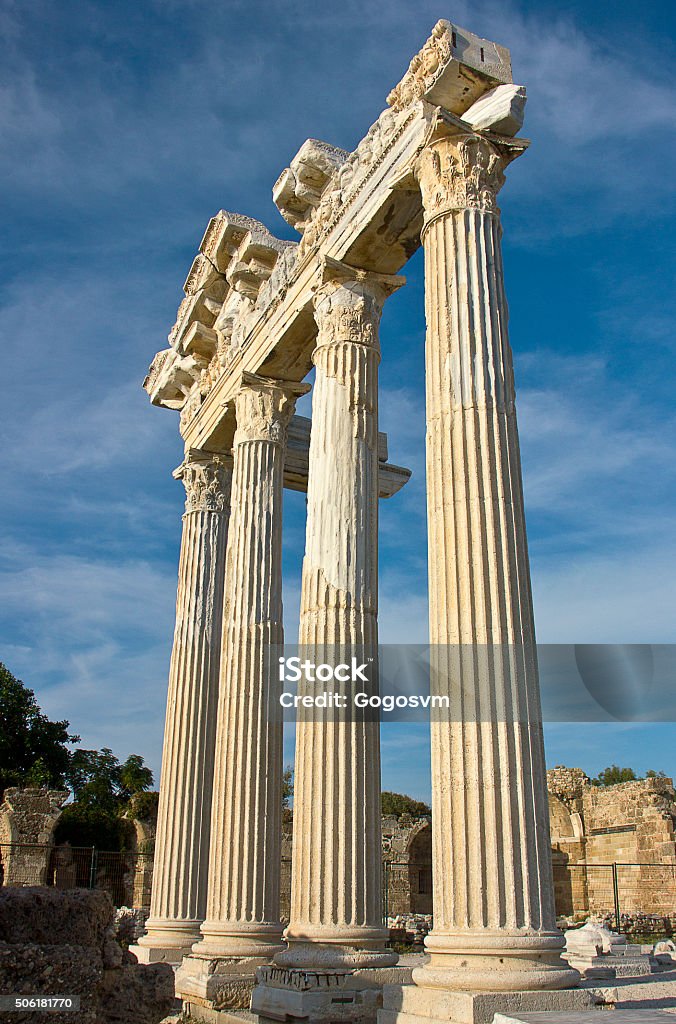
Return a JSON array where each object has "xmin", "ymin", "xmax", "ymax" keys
[{"xmin": 1, "ymin": 0, "xmax": 675, "ymax": 801}]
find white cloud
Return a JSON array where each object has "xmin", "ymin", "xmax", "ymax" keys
[{"xmin": 0, "ymin": 549, "xmax": 177, "ymax": 777}]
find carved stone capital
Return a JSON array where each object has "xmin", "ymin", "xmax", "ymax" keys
[
  {"xmin": 234, "ymin": 372, "xmax": 310, "ymax": 446},
  {"xmin": 174, "ymin": 450, "xmax": 233, "ymax": 514},
  {"xmin": 415, "ymin": 133, "xmax": 508, "ymax": 224},
  {"xmin": 312, "ymin": 258, "xmax": 404, "ymax": 353}
]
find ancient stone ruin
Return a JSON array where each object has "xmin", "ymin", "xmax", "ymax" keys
[
  {"xmin": 548, "ymin": 768, "xmax": 676, "ymax": 923},
  {"xmin": 0, "ymin": 788, "xmax": 68, "ymax": 887},
  {"xmin": 0, "ymin": 887, "xmax": 174, "ymax": 1024},
  {"xmin": 134, "ymin": 18, "xmax": 604, "ymax": 1024}
]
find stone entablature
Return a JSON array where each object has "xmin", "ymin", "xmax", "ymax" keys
[{"xmin": 142, "ymin": 18, "xmax": 527, "ymax": 460}]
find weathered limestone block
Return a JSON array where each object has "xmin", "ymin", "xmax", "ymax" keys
[
  {"xmin": 462, "ymin": 83, "xmax": 527, "ymax": 136},
  {"xmin": 387, "ymin": 19, "xmax": 512, "ymax": 114},
  {"xmin": 274, "ymin": 138, "xmax": 349, "ymax": 231},
  {"xmin": 0, "ymin": 887, "xmax": 112, "ymax": 946},
  {"xmin": 547, "ymin": 767, "xmax": 591, "ymax": 809},
  {"xmin": 0, "ymin": 888, "xmax": 174, "ymax": 1024},
  {"xmin": 0, "ymin": 788, "xmax": 68, "ymax": 886}
]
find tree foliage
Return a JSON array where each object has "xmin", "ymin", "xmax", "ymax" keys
[
  {"xmin": 1, "ymin": 661, "xmax": 155, "ymax": 851},
  {"xmin": 381, "ymin": 791, "xmax": 431, "ymax": 817},
  {"xmin": 282, "ymin": 765, "xmax": 293, "ymax": 808},
  {"xmin": 0, "ymin": 662, "xmax": 78, "ymax": 795},
  {"xmin": 592, "ymin": 765, "xmax": 667, "ymax": 787}
]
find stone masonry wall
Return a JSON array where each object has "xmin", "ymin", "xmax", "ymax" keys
[{"xmin": 547, "ymin": 768, "xmax": 676, "ymax": 920}]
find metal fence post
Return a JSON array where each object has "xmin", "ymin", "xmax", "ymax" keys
[
  {"xmin": 612, "ymin": 862, "xmax": 621, "ymax": 931},
  {"xmin": 88, "ymin": 846, "xmax": 97, "ymax": 890}
]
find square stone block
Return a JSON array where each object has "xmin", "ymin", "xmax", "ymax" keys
[
  {"xmin": 252, "ymin": 965, "xmax": 413, "ymax": 1023},
  {"xmin": 494, "ymin": 1012, "xmax": 676, "ymax": 1024},
  {"xmin": 378, "ymin": 985, "xmax": 613, "ymax": 1024},
  {"xmin": 177, "ymin": 953, "xmax": 270, "ymax": 1011}
]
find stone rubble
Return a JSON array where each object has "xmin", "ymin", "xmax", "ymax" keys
[{"xmin": 0, "ymin": 887, "xmax": 175, "ymax": 1024}]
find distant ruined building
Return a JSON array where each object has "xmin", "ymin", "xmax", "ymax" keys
[{"xmin": 547, "ymin": 767, "xmax": 676, "ymax": 920}]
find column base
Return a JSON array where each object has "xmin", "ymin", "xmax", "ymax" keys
[
  {"xmin": 276, "ymin": 938, "xmax": 399, "ymax": 970},
  {"xmin": 378, "ymin": 983, "xmax": 616, "ymax": 1024},
  {"xmin": 415, "ymin": 931, "xmax": 581, "ymax": 992},
  {"xmin": 194, "ymin": 922, "xmax": 285, "ymax": 959},
  {"xmin": 177, "ymin": 953, "xmax": 272, "ymax": 1012},
  {"xmin": 252, "ymin": 964, "xmax": 413, "ymax": 1024},
  {"xmin": 130, "ymin": 918, "xmax": 203, "ymax": 964}
]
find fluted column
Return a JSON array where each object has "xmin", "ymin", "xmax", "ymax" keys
[
  {"xmin": 134, "ymin": 451, "xmax": 232, "ymax": 963},
  {"xmin": 193, "ymin": 371, "xmax": 309, "ymax": 959},
  {"xmin": 278, "ymin": 260, "xmax": 402, "ymax": 969},
  {"xmin": 412, "ymin": 128, "xmax": 578, "ymax": 992}
]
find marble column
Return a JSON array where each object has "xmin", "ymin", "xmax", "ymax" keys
[
  {"xmin": 181, "ymin": 372, "xmax": 308, "ymax": 983},
  {"xmin": 404, "ymin": 128, "xmax": 579, "ymax": 998},
  {"xmin": 133, "ymin": 450, "xmax": 232, "ymax": 964},
  {"xmin": 278, "ymin": 261, "xmax": 403, "ymax": 968}
]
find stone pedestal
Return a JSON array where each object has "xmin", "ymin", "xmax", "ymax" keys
[
  {"xmin": 133, "ymin": 451, "xmax": 232, "ymax": 964},
  {"xmin": 177, "ymin": 953, "xmax": 267, "ymax": 1014},
  {"xmin": 253, "ymin": 965, "xmax": 413, "ymax": 1024},
  {"xmin": 177, "ymin": 373, "xmax": 308, "ymax": 1007},
  {"xmin": 381, "ymin": 126, "xmax": 579, "ymax": 1020}
]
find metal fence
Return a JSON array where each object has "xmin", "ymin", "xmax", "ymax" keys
[
  {"xmin": 0, "ymin": 843, "xmax": 154, "ymax": 908},
  {"xmin": 552, "ymin": 860, "xmax": 676, "ymax": 933},
  {"xmin": 2, "ymin": 844, "xmax": 676, "ymax": 933}
]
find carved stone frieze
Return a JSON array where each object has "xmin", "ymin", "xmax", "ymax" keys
[
  {"xmin": 144, "ymin": 349, "xmax": 172, "ymax": 395},
  {"xmin": 175, "ymin": 452, "xmax": 233, "ymax": 514},
  {"xmin": 296, "ymin": 107, "xmax": 409, "ymax": 261}
]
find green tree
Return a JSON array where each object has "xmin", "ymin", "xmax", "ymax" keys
[
  {"xmin": 57, "ymin": 749, "xmax": 154, "ymax": 851},
  {"xmin": 0, "ymin": 662, "xmax": 155, "ymax": 850},
  {"xmin": 591, "ymin": 765, "xmax": 666, "ymax": 786},
  {"xmin": 381, "ymin": 791, "xmax": 431, "ymax": 817},
  {"xmin": 282, "ymin": 765, "xmax": 294, "ymax": 808},
  {"xmin": 593, "ymin": 766, "xmax": 637, "ymax": 786},
  {"xmin": 0, "ymin": 662, "xmax": 79, "ymax": 796},
  {"xmin": 119, "ymin": 754, "xmax": 153, "ymax": 800}
]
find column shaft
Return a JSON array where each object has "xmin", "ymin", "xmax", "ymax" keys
[
  {"xmin": 280, "ymin": 267, "xmax": 401, "ymax": 969},
  {"xmin": 195, "ymin": 373, "xmax": 307, "ymax": 958},
  {"xmin": 135, "ymin": 453, "xmax": 232, "ymax": 962},
  {"xmin": 415, "ymin": 131, "xmax": 578, "ymax": 991}
]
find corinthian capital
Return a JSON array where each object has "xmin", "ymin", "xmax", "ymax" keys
[
  {"xmin": 415, "ymin": 133, "xmax": 508, "ymax": 222},
  {"xmin": 234, "ymin": 372, "xmax": 310, "ymax": 446},
  {"xmin": 312, "ymin": 258, "xmax": 404, "ymax": 352},
  {"xmin": 174, "ymin": 450, "xmax": 233, "ymax": 514}
]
